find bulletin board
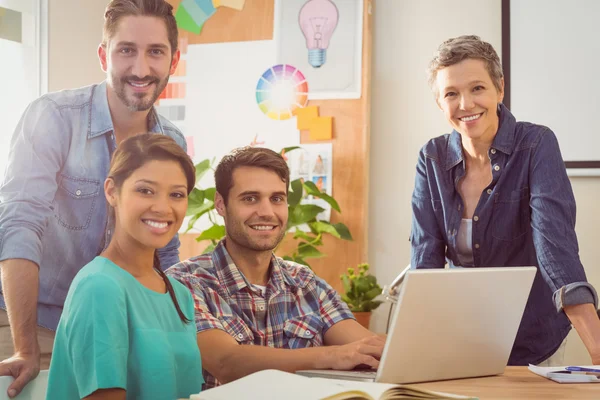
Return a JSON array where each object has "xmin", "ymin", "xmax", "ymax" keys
[{"xmin": 168, "ymin": 0, "xmax": 372, "ymax": 293}]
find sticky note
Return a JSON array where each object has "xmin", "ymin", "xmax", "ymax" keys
[
  {"xmin": 175, "ymin": 4, "xmax": 201, "ymax": 34},
  {"xmin": 186, "ymin": 136, "xmax": 195, "ymax": 158},
  {"xmin": 219, "ymin": 0, "xmax": 246, "ymax": 10},
  {"xmin": 309, "ymin": 116, "xmax": 333, "ymax": 141},
  {"xmin": 194, "ymin": 0, "xmax": 217, "ymax": 15},
  {"xmin": 294, "ymin": 105, "xmax": 319, "ymax": 130}
]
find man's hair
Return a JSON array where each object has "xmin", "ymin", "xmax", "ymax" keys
[
  {"xmin": 215, "ymin": 147, "xmax": 290, "ymax": 204},
  {"xmin": 102, "ymin": 0, "xmax": 178, "ymax": 55},
  {"xmin": 427, "ymin": 35, "xmax": 503, "ymax": 95}
]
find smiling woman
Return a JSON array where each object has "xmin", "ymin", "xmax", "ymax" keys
[{"xmin": 45, "ymin": 133, "xmax": 204, "ymax": 400}]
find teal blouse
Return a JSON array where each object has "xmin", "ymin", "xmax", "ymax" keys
[{"xmin": 46, "ymin": 257, "xmax": 203, "ymax": 399}]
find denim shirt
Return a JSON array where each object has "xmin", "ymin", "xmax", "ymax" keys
[
  {"xmin": 0, "ymin": 81, "xmax": 187, "ymax": 330},
  {"xmin": 410, "ymin": 104, "xmax": 596, "ymax": 365}
]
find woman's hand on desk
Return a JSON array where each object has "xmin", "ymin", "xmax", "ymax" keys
[{"xmin": 322, "ymin": 335, "xmax": 385, "ymax": 370}]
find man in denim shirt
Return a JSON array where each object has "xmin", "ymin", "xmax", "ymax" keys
[
  {"xmin": 0, "ymin": 1, "xmax": 185, "ymax": 397},
  {"xmin": 411, "ymin": 36, "xmax": 600, "ymax": 366}
]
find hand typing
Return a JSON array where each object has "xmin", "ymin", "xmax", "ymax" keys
[{"xmin": 325, "ymin": 335, "xmax": 386, "ymax": 370}]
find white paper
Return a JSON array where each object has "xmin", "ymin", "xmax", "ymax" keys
[{"xmin": 528, "ymin": 364, "xmax": 600, "ymax": 383}]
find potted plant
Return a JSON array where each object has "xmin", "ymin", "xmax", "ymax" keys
[
  {"xmin": 340, "ymin": 263, "xmax": 383, "ymax": 329},
  {"xmin": 185, "ymin": 147, "xmax": 352, "ymax": 268}
]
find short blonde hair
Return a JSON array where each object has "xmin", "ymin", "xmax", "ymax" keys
[{"xmin": 428, "ymin": 35, "xmax": 503, "ymax": 94}]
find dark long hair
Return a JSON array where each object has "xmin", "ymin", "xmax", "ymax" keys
[{"xmin": 107, "ymin": 133, "xmax": 195, "ymax": 323}]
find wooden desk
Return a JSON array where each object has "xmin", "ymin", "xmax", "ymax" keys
[{"xmin": 412, "ymin": 367, "xmax": 599, "ymax": 399}]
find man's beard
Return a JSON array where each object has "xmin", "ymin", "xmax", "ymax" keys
[
  {"xmin": 111, "ymin": 73, "xmax": 169, "ymax": 112},
  {"xmin": 226, "ymin": 215, "xmax": 286, "ymax": 253}
]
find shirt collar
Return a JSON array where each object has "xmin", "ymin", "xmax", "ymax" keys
[
  {"xmin": 444, "ymin": 103, "xmax": 516, "ymax": 171},
  {"xmin": 213, "ymin": 240, "xmax": 295, "ymax": 297},
  {"xmin": 88, "ymin": 80, "xmax": 164, "ymax": 140}
]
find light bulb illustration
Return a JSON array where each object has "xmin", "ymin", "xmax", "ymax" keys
[{"xmin": 298, "ymin": 0, "xmax": 339, "ymax": 68}]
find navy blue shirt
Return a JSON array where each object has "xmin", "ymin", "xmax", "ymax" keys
[{"xmin": 410, "ymin": 104, "xmax": 589, "ymax": 365}]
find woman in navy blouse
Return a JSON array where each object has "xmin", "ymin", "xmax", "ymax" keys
[{"xmin": 411, "ymin": 35, "xmax": 600, "ymax": 366}]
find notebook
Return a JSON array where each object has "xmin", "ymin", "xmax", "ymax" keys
[{"xmin": 189, "ymin": 369, "xmax": 478, "ymax": 400}]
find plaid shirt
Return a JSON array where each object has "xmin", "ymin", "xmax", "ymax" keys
[{"xmin": 166, "ymin": 240, "xmax": 354, "ymax": 389}]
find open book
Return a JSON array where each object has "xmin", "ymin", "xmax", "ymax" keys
[{"xmin": 190, "ymin": 369, "xmax": 478, "ymax": 400}]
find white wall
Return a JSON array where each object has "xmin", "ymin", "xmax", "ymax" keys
[
  {"xmin": 369, "ymin": 0, "xmax": 600, "ymax": 365},
  {"xmin": 48, "ymin": 0, "xmax": 105, "ymax": 92}
]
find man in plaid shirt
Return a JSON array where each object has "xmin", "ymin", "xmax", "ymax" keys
[{"xmin": 167, "ymin": 147, "xmax": 385, "ymax": 389}]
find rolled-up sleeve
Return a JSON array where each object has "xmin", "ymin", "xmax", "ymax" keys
[
  {"xmin": 529, "ymin": 128, "xmax": 594, "ymax": 306},
  {"xmin": 410, "ymin": 149, "xmax": 446, "ymax": 269},
  {"xmin": 0, "ymin": 98, "xmax": 68, "ymax": 267}
]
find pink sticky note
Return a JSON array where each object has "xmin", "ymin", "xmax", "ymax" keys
[{"xmin": 185, "ymin": 136, "xmax": 195, "ymax": 158}]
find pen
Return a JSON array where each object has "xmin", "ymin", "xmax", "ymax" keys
[{"xmin": 565, "ymin": 366, "xmax": 600, "ymax": 374}]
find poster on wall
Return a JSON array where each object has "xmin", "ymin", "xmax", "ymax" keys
[
  {"xmin": 274, "ymin": 0, "xmax": 363, "ymax": 100},
  {"xmin": 184, "ymin": 39, "xmax": 301, "ymax": 189},
  {"xmin": 286, "ymin": 143, "xmax": 334, "ymax": 223}
]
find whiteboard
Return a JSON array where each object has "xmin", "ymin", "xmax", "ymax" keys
[{"xmin": 509, "ymin": 0, "xmax": 600, "ymax": 174}]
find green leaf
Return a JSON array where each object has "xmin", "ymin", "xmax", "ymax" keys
[
  {"xmin": 187, "ymin": 200, "xmax": 214, "ymax": 218},
  {"xmin": 341, "ymin": 294, "xmax": 353, "ymax": 304},
  {"xmin": 302, "ymin": 181, "xmax": 340, "ymax": 212},
  {"xmin": 185, "ymin": 213, "xmax": 202, "ymax": 233},
  {"xmin": 289, "ymin": 204, "xmax": 325, "ymax": 226},
  {"xmin": 341, "ymin": 274, "xmax": 352, "ymax": 294},
  {"xmin": 355, "ymin": 278, "xmax": 370, "ymax": 293},
  {"xmin": 297, "ymin": 244, "xmax": 325, "ymax": 259},
  {"xmin": 187, "ymin": 187, "xmax": 205, "ymax": 208},
  {"xmin": 288, "ymin": 178, "xmax": 303, "ymax": 207},
  {"xmin": 292, "ymin": 230, "xmax": 315, "ymax": 241},
  {"xmin": 204, "ymin": 187, "xmax": 216, "ymax": 202},
  {"xmin": 332, "ymin": 223, "xmax": 353, "ymax": 241},
  {"xmin": 363, "ymin": 286, "xmax": 383, "ymax": 301},
  {"xmin": 283, "ymin": 255, "xmax": 294, "ymax": 261},
  {"xmin": 293, "ymin": 256, "xmax": 310, "ymax": 268},
  {"xmin": 194, "ymin": 159, "xmax": 212, "ymax": 183},
  {"xmin": 309, "ymin": 221, "xmax": 341, "ymax": 239},
  {"xmin": 281, "ymin": 146, "xmax": 301, "ymax": 154},
  {"xmin": 363, "ymin": 300, "xmax": 383, "ymax": 312},
  {"xmin": 195, "ymin": 224, "xmax": 226, "ymax": 242}
]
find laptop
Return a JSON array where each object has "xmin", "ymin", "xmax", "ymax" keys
[{"xmin": 297, "ymin": 266, "xmax": 536, "ymax": 384}]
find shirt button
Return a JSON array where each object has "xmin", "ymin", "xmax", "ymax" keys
[
  {"xmin": 487, "ymin": 189, "xmax": 492, "ymax": 195},
  {"xmin": 493, "ymin": 165, "xmax": 500, "ymax": 171},
  {"xmin": 490, "ymin": 148, "xmax": 497, "ymax": 154},
  {"xmin": 268, "ymin": 341, "xmax": 273, "ymax": 346},
  {"xmin": 75, "ymin": 189, "xmax": 82, "ymax": 196},
  {"xmin": 237, "ymin": 333, "xmax": 244, "ymax": 339},
  {"xmin": 473, "ymin": 216, "xmax": 479, "ymax": 222},
  {"xmin": 457, "ymin": 204, "xmax": 461, "ymax": 211},
  {"xmin": 107, "ymin": 229, "xmax": 111, "ymax": 236},
  {"xmin": 258, "ymin": 305, "xmax": 265, "ymax": 311},
  {"xmin": 475, "ymin": 244, "xmax": 480, "ymax": 249},
  {"xmin": 305, "ymin": 330, "xmax": 311, "ymax": 336}
]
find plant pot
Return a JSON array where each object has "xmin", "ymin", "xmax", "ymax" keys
[{"xmin": 353, "ymin": 311, "xmax": 371, "ymax": 329}]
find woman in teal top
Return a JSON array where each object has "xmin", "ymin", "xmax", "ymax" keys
[{"xmin": 46, "ymin": 133, "xmax": 203, "ymax": 399}]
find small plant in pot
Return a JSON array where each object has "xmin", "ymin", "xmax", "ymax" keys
[{"xmin": 340, "ymin": 263, "xmax": 383, "ymax": 329}]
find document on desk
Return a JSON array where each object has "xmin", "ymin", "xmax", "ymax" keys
[
  {"xmin": 190, "ymin": 369, "xmax": 479, "ymax": 399},
  {"xmin": 528, "ymin": 364, "xmax": 600, "ymax": 383}
]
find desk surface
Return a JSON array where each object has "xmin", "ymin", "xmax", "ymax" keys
[{"xmin": 412, "ymin": 366, "xmax": 599, "ymax": 399}]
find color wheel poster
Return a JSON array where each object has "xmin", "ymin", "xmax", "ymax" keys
[{"xmin": 185, "ymin": 40, "xmax": 301, "ymax": 190}]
